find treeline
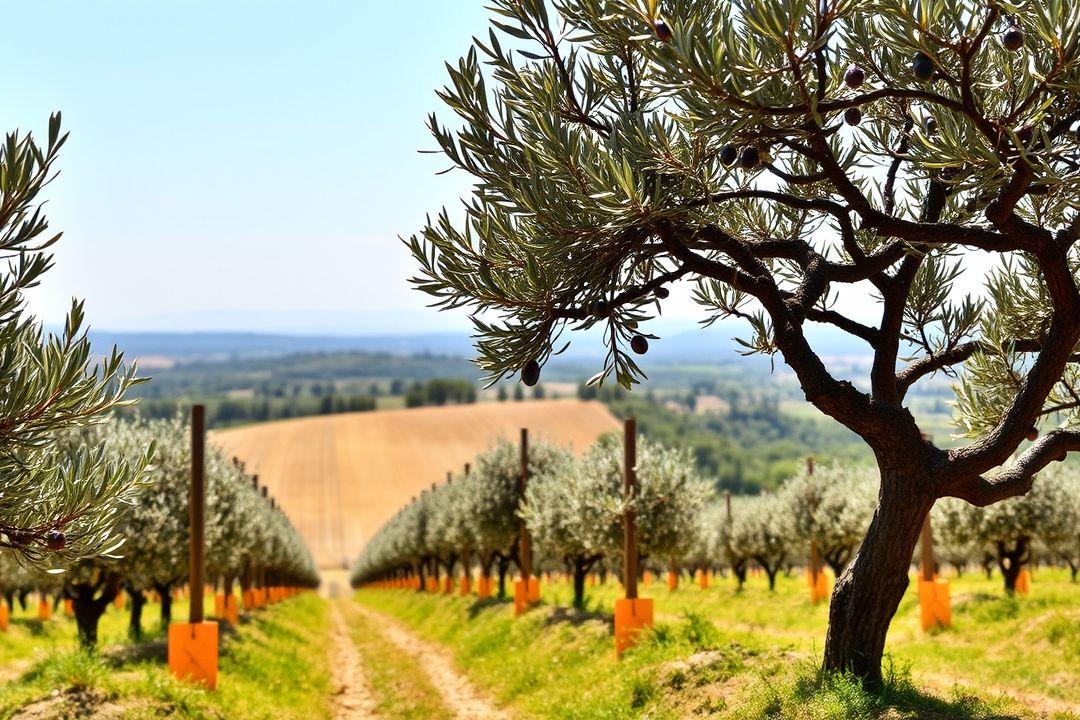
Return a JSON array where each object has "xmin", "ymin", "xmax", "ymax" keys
[
  {"xmin": 116, "ymin": 392, "xmax": 379, "ymax": 427},
  {"xmin": 578, "ymin": 383, "xmax": 868, "ymax": 493},
  {"xmin": 404, "ymin": 378, "xmax": 477, "ymax": 407}
]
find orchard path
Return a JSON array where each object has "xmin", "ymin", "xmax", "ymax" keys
[
  {"xmin": 329, "ymin": 603, "xmax": 381, "ymax": 719},
  {"xmin": 347, "ymin": 602, "xmax": 512, "ymax": 720}
]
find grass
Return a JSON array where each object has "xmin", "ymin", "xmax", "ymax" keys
[
  {"xmin": 356, "ymin": 567, "xmax": 1080, "ymax": 719},
  {"xmin": 0, "ymin": 593, "xmax": 333, "ymax": 719},
  {"xmin": 338, "ymin": 601, "xmax": 450, "ymax": 719}
]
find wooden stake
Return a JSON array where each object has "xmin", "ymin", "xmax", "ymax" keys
[
  {"xmin": 519, "ymin": 428, "xmax": 532, "ymax": 581},
  {"xmin": 189, "ymin": 404, "xmax": 206, "ymax": 625},
  {"xmin": 623, "ymin": 418, "xmax": 638, "ymax": 600},
  {"xmin": 464, "ymin": 462, "xmax": 471, "ymax": 476},
  {"xmin": 920, "ymin": 515, "xmax": 935, "ymax": 582}
]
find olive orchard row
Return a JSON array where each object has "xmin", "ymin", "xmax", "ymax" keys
[
  {"xmin": 0, "ymin": 412, "xmax": 319, "ymax": 657},
  {"xmin": 351, "ymin": 420, "xmax": 1080, "ymax": 651}
]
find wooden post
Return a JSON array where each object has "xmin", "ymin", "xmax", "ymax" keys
[
  {"xmin": 464, "ymin": 463, "xmax": 471, "ymax": 476},
  {"xmin": 514, "ymin": 428, "xmax": 537, "ymax": 614},
  {"xmin": 615, "ymin": 417, "xmax": 652, "ymax": 657},
  {"xmin": 806, "ymin": 457, "xmax": 826, "ymax": 604},
  {"xmin": 920, "ymin": 516, "xmax": 935, "ymax": 582},
  {"xmin": 724, "ymin": 490, "xmax": 732, "ymax": 521},
  {"xmin": 623, "ymin": 418, "xmax": 638, "ymax": 600},
  {"xmin": 168, "ymin": 404, "xmax": 218, "ymax": 689},
  {"xmin": 917, "ymin": 433, "xmax": 950, "ymax": 631},
  {"xmin": 519, "ymin": 428, "xmax": 532, "ymax": 581},
  {"xmin": 189, "ymin": 404, "xmax": 206, "ymax": 624}
]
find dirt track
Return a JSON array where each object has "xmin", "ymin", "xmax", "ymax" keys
[
  {"xmin": 348, "ymin": 603, "xmax": 510, "ymax": 719},
  {"xmin": 329, "ymin": 604, "xmax": 380, "ymax": 719}
]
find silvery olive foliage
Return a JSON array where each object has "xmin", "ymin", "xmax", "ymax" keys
[
  {"xmin": 931, "ymin": 496, "xmax": 981, "ymax": 573},
  {"xmin": 555, "ymin": 434, "xmax": 710, "ymax": 564},
  {"xmin": 726, "ymin": 493, "xmax": 794, "ymax": 589},
  {"xmin": 352, "ymin": 436, "xmax": 571, "ymax": 584},
  {"xmin": 352, "ymin": 434, "xmax": 707, "ymax": 588},
  {"xmin": 1040, "ymin": 466, "xmax": 1080, "ymax": 579},
  {"xmin": 681, "ymin": 498, "xmax": 729, "ymax": 575},
  {"xmin": 13, "ymin": 418, "xmax": 318, "ymax": 613},
  {"xmin": 936, "ymin": 470, "xmax": 1073, "ymax": 589},
  {"xmin": 0, "ymin": 114, "xmax": 146, "ymax": 568},
  {"xmin": 781, "ymin": 462, "xmax": 877, "ymax": 574}
]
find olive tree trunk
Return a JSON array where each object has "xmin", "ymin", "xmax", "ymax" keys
[{"xmin": 823, "ymin": 469, "xmax": 932, "ymax": 686}]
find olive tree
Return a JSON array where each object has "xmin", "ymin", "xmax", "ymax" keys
[
  {"xmin": 521, "ymin": 448, "xmax": 601, "ymax": 607},
  {"xmin": 562, "ymin": 435, "xmax": 709, "ymax": 591},
  {"xmin": 727, "ymin": 494, "xmax": 794, "ymax": 590},
  {"xmin": 465, "ymin": 437, "xmax": 568, "ymax": 596},
  {"xmin": 1041, "ymin": 467, "xmax": 1080, "ymax": 580},
  {"xmin": 932, "ymin": 497, "xmax": 980, "ymax": 575},
  {"xmin": 409, "ymin": 0, "xmax": 1080, "ymax": 683},
  {"xmin": 781, "ymin": 463, "xmax": 876, "ymax": 575},
  {"xmin": 0, "ymin": 113, "xmax": 145, "ymax": 568},
  {"xmin": 964, "ymin": 474, "xmax": 1072, "ymax": 592}
]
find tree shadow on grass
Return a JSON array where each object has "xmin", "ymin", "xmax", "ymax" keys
[
  {"xmin": 102, "ymin": 638, "xmax": 167, "ymax": 668},
  {"xmin": 542, "ymin": 604, "xmax": 610, "ymax": 629},
  {"xmin": 466, "ymin": 597, "xmax": 509, "ymax": 619},
  {"xmin": 11, "ymin": 619, "xmax": 47, "ymax": 636},
  {"xmin": 782, "ymin": 661, "xmax": 1026, "ymax": 720}
]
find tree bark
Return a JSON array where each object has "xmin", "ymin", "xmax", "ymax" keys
[
  {"xmin": 823, "ymin": 472, "xmax": 932, "ymax": 686},
  {"xmin": 155, "ymin": 583, "xmax": 174, "ymax": 625},
  {"xmin": 128, "ymin": 589, "xmax": 146, "ymax": 640},
  {"xmin": 996, "ymin": 538, "xmax": 1029, "ymax": 593},
  {"xmin": 71, "ymin": 577, "xmax": 119, "ymax": 651}
]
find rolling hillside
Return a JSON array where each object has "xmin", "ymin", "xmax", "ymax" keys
[{"xmin": 213, "ymin": 399, "xmax": 620, "ymax": 572}]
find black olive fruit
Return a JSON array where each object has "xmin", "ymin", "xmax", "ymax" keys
[
  {"xmin": 719, "ymin": 144, "xmax": 738, "ymax": 166},
  {"xmin": 844, "ymin": 108, "xmax": 862, "ymax": 126},
  {"xmin": 738, "ymin": 146, "xmax": 760, "ymax": 170},
  {"xmin": 630, "ymin": 335, "xmax": 649, "ymax": 355},
  {"xmin": 521, "ymin": 360, "xmax": 541, "ymax": 387},
  {"xmin": 655, "ymin": 286, "xmax": 670, "ymax": 299},
  {"xmin": 844, "ymin": 64, "xmax": 865, "ymax": 89},
  {"xmin": 653, "ymin": 18, "xmax": 673, "ymax": 43},
  {"xmin": 913, "ymin": 52, "xmax": 935, "ymax": 82},
  {"xmin": 923, "ymin": 116, "xmax": 938, "ymax": 136},
  {"xmin": 46, "ymin": 530, "xmax": 66, "ymax": 552},
  {"xmin": 1002, "ymin": 25, "xmax": 1024, "ymax": 52},
  {"xmin": 591, "ymin": 299, "xmax": 609, "ymax": 317}
]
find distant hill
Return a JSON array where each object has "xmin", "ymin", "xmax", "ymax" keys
[
  {"xmin": 213, "ymin": 399, "xmax": 620, "ymax": 569},
  {"xmin": 91, "ymin": 320, "xmax": 873, "ymax": 367}
]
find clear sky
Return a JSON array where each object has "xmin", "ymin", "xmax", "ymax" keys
[
  {"xmin": 4, "ymin": 1, "xmax": 506, "ymax": 334},
  {"xmin": 5, "ymin": 1, "xmax": 991, "ymax": 338}
]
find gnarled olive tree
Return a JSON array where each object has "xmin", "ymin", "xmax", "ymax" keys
[{"xmin": 410, "ymin": 0, "xmax": 1080, "ymax": 683}]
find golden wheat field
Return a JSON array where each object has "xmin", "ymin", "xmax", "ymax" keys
[{"xmin": 213, "ymin": 399, "xmax": 619, "ymax": 572}]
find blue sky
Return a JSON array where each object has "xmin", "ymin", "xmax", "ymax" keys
[
  {"xmin": 5, "ymin": 1, "xmax": 988, "ymax": 339},
  {"xmin": 5, "ymin": 1, "xmax": 505, "ymax": 334}
]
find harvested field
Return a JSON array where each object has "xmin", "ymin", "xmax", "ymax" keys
[{"xmin": 214, "ymin": 399, "xmax": 619, "ymax": 570}]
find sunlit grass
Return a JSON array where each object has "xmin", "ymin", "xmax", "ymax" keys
[
  {"xmin": 357, "ymin": 567, "xmax": 1079, "ymax": 719},
  {"xmin": 0, "ymin": 593, "xmax": 333, "ymax": 719}
]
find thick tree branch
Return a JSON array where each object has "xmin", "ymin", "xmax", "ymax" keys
[{"xmin": 947, "ymin": 429, "xmax": 1080, "ymax": 506}]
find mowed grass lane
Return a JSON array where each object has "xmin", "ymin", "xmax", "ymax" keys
[{"xmin": 356, "ymin": 568, "xmax": 1079, "ymax": 719}]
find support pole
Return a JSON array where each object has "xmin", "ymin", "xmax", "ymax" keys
[
  {"xmin": 168, "ymin": 404, "xmax": 218, "ymax": 689},
  {"xmin": 615, "ymin": 417, "xmax": 651, "ymax": 657},
  {"xmin": 513, "ymin": 428, "xmax": 537, "ymax": 614},
  {"xmin": 623, "ymin": 418, "xmax": 638, "ymax": 601},
  {"xmin": 189, "ymin": 404, "xmax": 206, "ymax": 624},
  {"xmin": 519, "ymin": 428, "xmax": 532, "ymax": 581}
]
